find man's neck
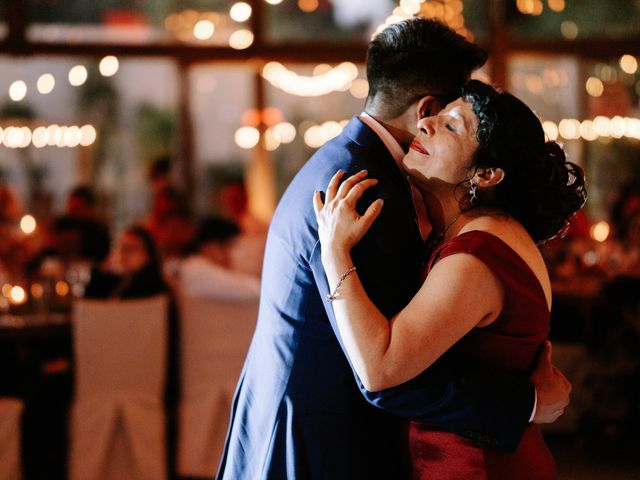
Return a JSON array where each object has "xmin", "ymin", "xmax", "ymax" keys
[{"xmin": 364, "ymin": 110, "xmax": 415, "ymax": 151}]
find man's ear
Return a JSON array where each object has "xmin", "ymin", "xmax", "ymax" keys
[
  {"xmin": 472, "ymin": 167, "xmax": 505, "ymax": 188},
  {"xmin": 416, "ymin": 95, "xmax": 443, "ymax": 120}
]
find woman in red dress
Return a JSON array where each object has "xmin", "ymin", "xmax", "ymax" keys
[{"xmin": 313, "ymin": 80, "xmax": 586, "ymax": 479}]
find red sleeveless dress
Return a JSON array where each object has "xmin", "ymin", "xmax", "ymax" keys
[{"xmin": 409, "ymin": 231, "xmax": 557, "ymax": 479}]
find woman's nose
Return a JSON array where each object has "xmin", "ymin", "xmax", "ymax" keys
[{"xmin": 417, "ymin": 116, "xmax": 435, "ymax": 136}]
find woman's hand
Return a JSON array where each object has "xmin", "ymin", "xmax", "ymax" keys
[{"xmin": 313, "ymin": 170, "xmax": 384, "ymax": 260}]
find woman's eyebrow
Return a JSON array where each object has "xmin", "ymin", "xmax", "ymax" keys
[{"xmin": 447, "ymin": 108, "xmax": 469, "ymax": 131}]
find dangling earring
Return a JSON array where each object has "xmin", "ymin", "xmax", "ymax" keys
[{"xmin": 468, "ymin": 179, "xmax": 478, "ymax": 206}]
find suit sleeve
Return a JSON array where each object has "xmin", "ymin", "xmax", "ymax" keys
[{"xmin": 308, "ymin": 238, "xmax": 534, "ymax": 453}]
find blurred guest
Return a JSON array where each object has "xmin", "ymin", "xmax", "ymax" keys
[
  {"xmin": 156, "ymin": 209, "xmax": 195, "ymax": 263},
  {"xmin": 148, "ymin": 155, "xmax": 173, "ymax": 198},
  {"xmin": 142, "ymin": 186, "xmax": 189, "ymax": 246},
  {"xmin": 84, "ymin": 225, "xmax": 170, "ymax": 299},
  {"xmin": 579, "ymin": 275, "xmax": 640, "ymax": 441},
  {"xmin": 217, "ymin": 179, "xmax": 267, "ymax": 277},
  {"xmin": 179, "ymin": 216, "xmax": 260, "ymax": 302},
  {"xmin": 65, "ymin": 185, "xmax": 99, "ymax": 221},
  {"xmin": 0, "ymin": 182, "xmax": 22, "ymax": 222}
]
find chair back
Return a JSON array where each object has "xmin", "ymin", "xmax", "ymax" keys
[
  {"xmin": 177, "ymin": 295, "xmax": 258, "ymax": 477},
  {"xmin": 72, "ymin": 296, "xmax": 169, "ymax": 400}
]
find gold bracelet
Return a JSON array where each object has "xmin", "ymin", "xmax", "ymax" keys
[{"xmin": 326, "ymin": 266, "xmax": 357, "ymax": 302}]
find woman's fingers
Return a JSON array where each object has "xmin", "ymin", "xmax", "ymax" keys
[
  {"xmin": 312, "ymin": 190, "xmax": 324, "ymax": 216},
  {"xmin": 325, "ymin": 170, "xmax": 345, "ymax": 203},
  {"xmin": 335, "ymin": 170, "xmax": 369, "ymax": 200},
  {"xmin": 344, "ymin": 178, "xmax": 378, "ymax": 206},
  {"xmin": 361, "ymin": 199, "xmax": 385, "ymax": 231}
]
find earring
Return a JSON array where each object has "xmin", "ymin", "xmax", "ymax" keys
[{"xmin": 469, "ymin": 179, "xmax": 478, "ymax": 206}]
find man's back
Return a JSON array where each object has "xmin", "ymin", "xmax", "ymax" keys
[{"xmin": 217, "ymin": 117, "xmax": 425, "ymax": 479}]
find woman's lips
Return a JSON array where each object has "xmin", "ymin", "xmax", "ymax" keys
[{"xmin": 410, "ymin": 139, "xmax": 428, "ymax": 155}]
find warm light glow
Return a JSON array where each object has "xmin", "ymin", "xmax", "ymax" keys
[
  {"xmin": 230, "ymin": 2, "xmax": 252, "ymax": 22},
  {"xmin": 619, "ymin": 54, "xmax": 638, "ymax": 74},
  {"xmin": 193, "ymin": 20, "xmax": 215, "ymax": 40},
  {"xmin": 262, "ymin": 62, "xmax": 359, "ymax": 97},
  {"xmin": 229, "ymin": 29, "xmax": 254, "ymax": 49},
  {"xmin": 68, "ymin": 65, "xmax": 88, "ymax": 86},
  {"xmin": 313, "ymin": 64, "xmax": 332, "ymax": 76},
  {"xmin": 350, "ymin": 79, "xmax": 369, "ymax": 99},
  {"xmin": 547, "ymin": 0, "xmax": 565, "ymax": 12},
  {"xmin": 2, "ymin": 284, "xmax": 13, "ymax": 298},
  {"xmin": 303, "ymin": 121, "xmax": 346, "ymax": 148},
  {"xmin": 560, "ymin": 21, "xmax": 578, "ymax": 39},
  {"xmin": 37, "ymin": 74, "xmax": 55, "ymax": 94},
  {"xmin": 298, "ymin": 0, "xmax": 319, "ymax": 13},
  {"xmin": 558, "ymin": 119, "xmax": 581, "ymax": 140},
  {"xmin": 80, "ymin": 125, "xmax": 97, "ymax": 146},
  {"xmin": 263, "ymin": 128, "xmax": 281, "ymax": 151},
  {"xmin": 64, "ymin": 126, "xmax": 82, "ymax": 147},
  {"xmin": 9, "ymin": 286, "xmax": 27, "ymax": 305},
  {"xmin": 31, "ymin": 283, "xmax": 44, "ymax": 299},
  {"xmin": 265, "ymin": 0, "xmax": 283, "ymax": 4},
  {"xmin": 56, "ymin": 126, "xmax": 68, "ymax": 147},
  {"xmin": 20, "ymin": 215, "xmax": 36, "ymax": 234},
  {"xmin": 516, "ymin": 0, "xmax": 543, "ymax": 15},
  {"xmin": 9, "ymin": 80, "xmax": 27, "ymax": 101},
  {"xmin": 542, "ymin": 121, "xmax": 559, "ymax": 141},
  {"xmin": 610, "ymin": 116, "xmax": 625, "ymax": 138},
  {"xmin": 399, "ymin": 0, "xmax": 421, "ymax": 15},
  {"xmin": 585, "ymin": 77, "xmax": 604, "ymax": 97},
  {"xmin": 47, "ymin": 125, "xmax": 61, "ymax": 146},
  {"xmin": 590, "ymin": 221, "xmax": 610, "ymax": 243},
  {"xmin": 234, "ymin": 126, "xmax": 260, "ymax": 149},
  {"xmin": 99, "ymin": 56, "xmax": 120, "ymax": 77},
  {"xmin": 593, "ymin": 116, "xmax": 611, "ymax": 137},
  {"xmin": 273, "ymin": 122, "xmax": 296, "ymax": 144},
  {"xmin": 55, "ymin": 281, "xmax": 70, "ymax": 297},
  {"xmin": 579, "ymin": 120, "xmax": 597, "ymax": 141}
]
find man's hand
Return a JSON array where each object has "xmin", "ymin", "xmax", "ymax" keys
[{"xmin": 530, "ymin": 341, "xmax": 572, "ymax": 424}]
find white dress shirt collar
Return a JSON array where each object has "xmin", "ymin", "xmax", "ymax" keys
[{"xmin": 359, "ymin": 112, "xmax": 405, "ymax": 168}]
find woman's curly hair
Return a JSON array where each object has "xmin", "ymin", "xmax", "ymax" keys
[{"xmin": 460, "ymin": 80, "xmax": 587, "ymax": 244}]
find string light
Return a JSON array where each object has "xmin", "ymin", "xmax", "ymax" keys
[
  {"xmin": 20, "ymin": 215, "xmax": 37, "ymax": 234},
  {"xmin": 68, "ymin": 65, "xmax": 88, "ymax": 86},
  {"xmin": 541, "ymin": 116, "xmax": 640, "ymax": 142},
  {"xmin": 560, "ymin": 21, "xmax": 578, "ymax": 40},
  {"xmin": 619, "ymin": 54, "xmax": 638, "ymax": 75},
  {"xmin": 585, "ymin": 77, "xmax": 604, "ymax": 97},
  {"xmin": 193, "ymin": 19, "xmax": 215, "ymax": 40},
  {"xmin": 37, "ymin": 74, "xmax": 55, "ymax": 94},
  {"xmin": 590, "ymin": 221, "xmax": 610, "ymax": 242},
  {"xmin": 262, "ymin": 62, "xmax": 359, "ymax": 97},
  {"xmin": 234, "ymin": 126, "xmax": 260, "ymax": 149},
  {"xmin": 0, "ymin": 124, "xmax": 97, "ymax": 149},
  {"xmin": 229, "ymin": 30, "xmax": 254, "ymax": 49},
  {"xmin": 99, "ymin": 56, "xmax": 120, "ymax": 77},
  {"xmin": 230, "ymin": 2, "xmax": 252, "ymax": 22},
  {"xmin": 9, "ymin": 81, "xmax": 27, "ymax": 101}
]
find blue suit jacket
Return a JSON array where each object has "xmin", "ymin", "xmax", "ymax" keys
[{"xmin": 217, "ymin": 117, "xmax": 534, "ymax": 479}]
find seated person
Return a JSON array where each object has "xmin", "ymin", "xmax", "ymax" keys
[
  {"xmin": 179, "ymin": 216, "xmax": 260, "ymax": 302},
  {"xmin": 84, "ymin": 225, "xmax": 171, "ymax": 299}
]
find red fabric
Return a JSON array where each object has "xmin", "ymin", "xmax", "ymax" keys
[{"xmin": 410, "ymin": 230, "xmax": 556, "ymax": 479}]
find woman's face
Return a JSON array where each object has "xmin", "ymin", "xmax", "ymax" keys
[
  {"xmin": 402, "ymin": 98, "xmax": 480, "ymax": 190},
  {"xmin": 115, "ymin": 232, "xmax": 149, "ymax": 275}
]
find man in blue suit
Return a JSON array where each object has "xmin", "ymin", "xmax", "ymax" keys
[{"xmin": 218, "ymin": 18, "xmax": 570, "ymax": 479}]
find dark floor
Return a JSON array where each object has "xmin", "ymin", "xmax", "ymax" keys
[{"xmin": 548, "ymin": 434, "xmax": 640, "ymax": 480}]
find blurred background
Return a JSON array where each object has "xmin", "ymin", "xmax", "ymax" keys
[{"xmin": 0, "ymin": 1, "xmax": 639, "ymax": 479}]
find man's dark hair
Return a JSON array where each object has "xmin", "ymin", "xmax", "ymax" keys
[
  {"xmin": 70, "ymin": 185, "xmax": 96, "ymax": 206},
  {"xmin": 149, "ymin": 155, "xmax": 171, "ymax": 180},
  {"xmin": 196, "ymin": 216, "xmax": 241, "ymax": 246},
  {"xmin": 365, "ymin": 17, "xmax": 487, "ymax": 119}
]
